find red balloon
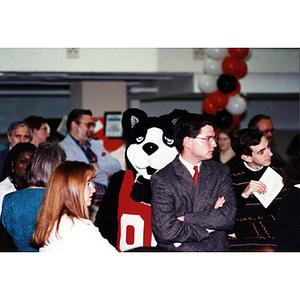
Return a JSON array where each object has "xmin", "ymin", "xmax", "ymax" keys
[
  {"xmin": 211, "ymin": 90, "xmax": 229, "ymax": 108},
  {"xmin": 214, "ymin": 127, "xmax": 221, "ymax": 136},
  {"xmin": 235, "ymin": 61, "xmax": 248, "ymax": 79},
  {"xmin": 222, "ymin": 56, "xmax": 241, "ymax": 76},
  {"xmin": 229, "ymin": 114, "xmax": 241, "ymax": 129},
  {"xmin": 228, "ymin": 48, "xmax": 250, "ymax": 60},
  {"xmin": 202, "ymin": 97, "xmax": 220, "ymax": 115},
  {"xmin": 227, "ymin": 80, "xmax": 241, "ymax": 97}
]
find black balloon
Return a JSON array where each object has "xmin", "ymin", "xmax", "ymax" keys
[
  {"xmin": 215, "ymin": 110, "xmax": 233, "ymax": 129},
  {"xmin": 217, "ymin": 74, "xmax": 238, "ymax": 94}
]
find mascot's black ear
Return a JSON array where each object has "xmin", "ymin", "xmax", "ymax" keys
[
  {"xmin": 122, "ymin": 108, "xmax": 148, "ymax": 141},
  {"xmin": 168, "ymin": 109, "xmax": 189, "ymax": 126}
]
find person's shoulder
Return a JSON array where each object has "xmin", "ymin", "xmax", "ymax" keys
[
  {"xmin": 151, "ymin": 160, "xmax": 176, "ymax": 182},
  {"xmin": 59, "ymin": 134, "xmax": 71, "ymax": 146},
  {"xmin": 204, "ymin": 159, "xmax": 229, "ymax": 172},
  {"xmin": 0, "ymin": 148, "xmax": 9, "ymax": 160}
]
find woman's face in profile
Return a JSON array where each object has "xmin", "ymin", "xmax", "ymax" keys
[
  {"xmin": 84, "ymin": 179, "xmax": 96, "ymax": 206},
  {"xmin": 12, "ymin": 150, "xmax": 34, "ymax": 181}
]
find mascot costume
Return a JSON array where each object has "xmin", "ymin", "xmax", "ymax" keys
[{"xmin": 95, "ymin": 108, "xmax": 187, "ymax": 251}]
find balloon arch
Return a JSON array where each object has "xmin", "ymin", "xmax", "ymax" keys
[{"xmin": 198, "ymin": 48, "xmax": 251, "ymax": 132}]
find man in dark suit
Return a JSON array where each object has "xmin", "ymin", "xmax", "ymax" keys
[{"xmin": 151, "ymin": 113, "xmax": 237, "ymax": 252}]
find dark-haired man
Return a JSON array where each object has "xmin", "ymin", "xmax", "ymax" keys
[
  {"xmin": 228, "ymin": 128, "xmax": 288, "ymax": 251},
  {"xmin": 248, "ymin": 114, "xmax": 285, "ymax": 164},
  {"xmin": 59, "ymin": 109, "xmax": 121, "ymax": 203},
  {"xmin": 23, "ymin": 115, "xmax": 49, "ymax": 147},
  {"xmin": 151, "ymin": 113, "xmax": 237, "ymax": 252}
]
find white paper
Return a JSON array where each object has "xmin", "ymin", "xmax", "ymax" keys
[{"xmin": 253, "ymin": 167, "xmax": 284, "ymax": 208}]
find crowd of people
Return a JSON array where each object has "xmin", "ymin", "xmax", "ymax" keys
[{"xmin": 0, "ymin": 109, "xmax": 298, "ymax": 253}]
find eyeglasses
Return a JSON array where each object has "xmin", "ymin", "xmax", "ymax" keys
[
  {"xmin": 194, "ymin": 136, "xmax": 217, "ymax": 143},
  {"xmin": 77, "ymin": 121, "xmax": 96, "ymax": 128},
  {"xmin": 39, "ymin": 127, "xmax": 48, "ymax": 132}
]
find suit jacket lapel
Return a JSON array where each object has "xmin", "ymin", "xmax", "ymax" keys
[{"xmin": 172, "ymin": 155, "xmax": 197, "ymax": 200}]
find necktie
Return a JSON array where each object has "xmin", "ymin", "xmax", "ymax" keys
[{"xmin": 193, "ymin": 166, "xmax": 199, "ymax": 186}]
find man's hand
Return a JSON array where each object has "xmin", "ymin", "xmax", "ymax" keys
[
  {"xmin": 241, "ymin": 180, "xmax": 267, "ymax": 199},
  {"xmin": 214, "ymin": 196, "xmax": 225, "ymax": 209}
]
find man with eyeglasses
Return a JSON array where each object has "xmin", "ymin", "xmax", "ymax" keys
[
  {"xmin": 59, "ymin": 109, "xmax": 121, "ymax": 206},
  {"xmin": 150, "ymin": 112, "xmax": 237, "ymax": 252},
  {"xmin": 248, "ymin": 114, "xmax": 285, "ymax": 164},
  {"xmin": 23, "ymin": 115, "xmax": 50, "ymax": 147}
]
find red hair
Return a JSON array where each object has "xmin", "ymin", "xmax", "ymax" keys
[{"xmin": 31, "ymin": 161, "xmax": 96, "ymax": 248}]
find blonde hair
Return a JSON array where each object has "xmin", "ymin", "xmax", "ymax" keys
[{"xmin": 31, "ymin": 161, "xmax": 96, "ymax": 248}]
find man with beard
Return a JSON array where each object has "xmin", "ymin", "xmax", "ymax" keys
[
  {"xmin": 59, "ymin": 109, "xmax": 121, "ymax": 203},
  {"xmin": 248, "ymin": 114, "xmax": 286, "ymax": 164}
]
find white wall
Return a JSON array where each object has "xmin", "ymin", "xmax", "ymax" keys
[{"xmin": 0, "ymin": 48, "xmax": 298, "ymax": 74}]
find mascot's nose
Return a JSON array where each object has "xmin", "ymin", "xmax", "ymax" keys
[{"xmin": 143, "ymin": 142, "xmax": 158, "ymax": 155}]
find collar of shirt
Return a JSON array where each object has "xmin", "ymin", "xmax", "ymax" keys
[
  {"xmin": 179, "ymin": 154, "xmax": 201, "ymax": 177},
  {"xmin": 69, "ymin": 133, "xmax": 91, "ymax": 149},
  {"xmin": 243, "ymin": 161, "xmax": 264, "ymax": 172}
]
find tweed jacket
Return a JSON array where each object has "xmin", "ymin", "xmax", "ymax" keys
[{"xmin": 151, "ymin": 154, "xmax": 237, "ymax": 252}]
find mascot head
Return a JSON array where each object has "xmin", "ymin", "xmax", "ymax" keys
[{"xmin": 122, "ymin": 108, "xmax": 188, "ymax": 181}]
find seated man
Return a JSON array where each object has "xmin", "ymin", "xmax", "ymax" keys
[
  {"xmin": 228, "ymin": 128, "xmax": 288, "ymax": 251},
  {"xmin": 59, "ymin": 109, "xmax": 121, "ymax": 202},
  {"xmin": 151, "ymin": 113, "xmax": 237, "ymax": 252}
]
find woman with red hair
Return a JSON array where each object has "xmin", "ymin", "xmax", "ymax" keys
[{"xmin": 31, "ymin": 161, "xmax": 116, "ymax": 252}]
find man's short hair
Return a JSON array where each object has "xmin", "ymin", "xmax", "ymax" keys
[
  {"xmin": 24, "ymin": 115, "xmax": 47, "ymax": 130},
  {"xmin": 174, "ymin": 113, "xmax": 214, "ymax": 153},
  {"xmin": 7, "ymin": 121, "xmax": 32, "ymax": 139},
  {"xmin": 231, "ymin": 128, "xmax": 264, "ymax": 157},
  {"xmin": 66, "ymin": 109, "xmax": 92, "ymax": 132},
  {"xmin": 248, "ymin": 114, "xmax": 271, "ymax": 129}
]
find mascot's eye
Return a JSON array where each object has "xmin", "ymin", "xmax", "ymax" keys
[
  {"xmin": 164, "ymin": 136, "xmax": 174, "ymax": 146},
  {"xmin": 136, "ymin": 136, "xmax": 145, "ymax": 143}
]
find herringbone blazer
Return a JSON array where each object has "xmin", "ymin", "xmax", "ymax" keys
[{"xmin": 151, "ymin": 154, "xmax": 237, "ymax": 251}]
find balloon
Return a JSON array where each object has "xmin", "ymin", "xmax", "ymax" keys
[
  {"xmin": 215, "ymin": 110, "xmax": 233, "ymax": 129},
  {"xmin": 229, "ymin": 114, "xmax": 241, "ymax": 129},
  {"xmin": 227, "ymin": 80, "xmax": 241, "ymax": 97},
  {"xmin": 228, "ymin": 48, "xmax": 250, "ymax": 60},
  {"xmin": 198, "ymin": 74, "xmax": 218, "ymax": 94},
  {"xmin": 217, "ymin": 74, "xmax": 238, "ymax": 94},
  {"xmin": 235, "ymin": 61, "xmax": 248, "ymax": 79},
  {"xmin": 205, "ymin": 48, "xmax": 228, "ymax": 60},
  {"xmin": 226, "ymin": 95, "xmax": 247, "ymax": 115},
  {"xmin": 202, "ymin": 97, "xmax": 220, "ymax": 115},
  {"xmin": 203, "ymin": 58, "xmax": 223, "ymax": 76},
  {"xmin": 214, "ymin": 127, "xmax": 221, "ymax": 136},
  {"xmin": 222, "ymin": 56, "xmax": 242, "ymax": 76},
  {"xmin": 210, "ymin": 90, "xmax": 229, "ymax": 109}
]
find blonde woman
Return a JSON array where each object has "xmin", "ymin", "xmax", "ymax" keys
[{"xmin": 31, "ymin": 161, "xmax": 116, "ymax": 252}]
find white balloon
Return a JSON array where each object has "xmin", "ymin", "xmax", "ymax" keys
[
  {"xmin": 226, "ymin": 95, "xmax": 247, "ymax": 115},
  {"xmin": 203, "ymin": 58, "xmax": 223, "ymax": 76},
  {"xmin": 205, "ymin": 48, "xmax": 229, "ymax": 60},
  {"xmin": 198, "ymin": 74, "xmax": 218, "ymax": 94}
]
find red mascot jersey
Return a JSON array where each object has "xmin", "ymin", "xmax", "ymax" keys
[{"xmin": 117, "ymin": 170, "xmax": 157, "ymax": 252}]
